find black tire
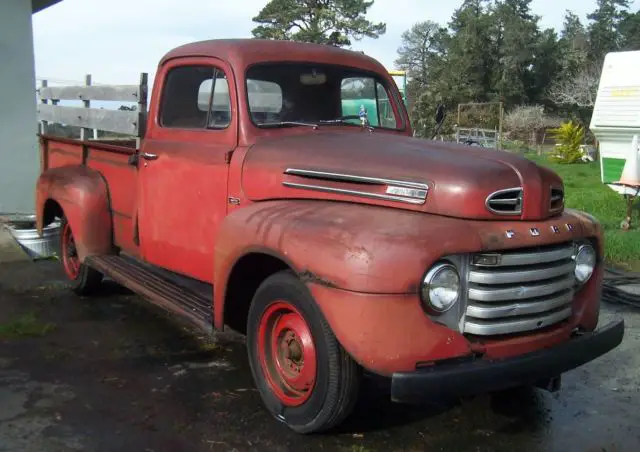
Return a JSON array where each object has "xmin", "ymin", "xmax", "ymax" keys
[
  {"xmin": 247, "ymin": 270, "xmax": 361, "ymax": 434},
  {"xmin": 58, "ymin": 216, "xmax": 103, "ymax": 295}
]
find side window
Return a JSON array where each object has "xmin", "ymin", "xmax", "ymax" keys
[
  {"xmin": 340, "ymin": 77, "xmax": 398, "ymax": 128},
  {"xmin": 160, "ymin": 65, "xmax": 231, "ymax": 130}
]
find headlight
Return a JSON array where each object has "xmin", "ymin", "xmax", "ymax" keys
[
  {"xmin": 421, "ymin": 263, "xmax": 461, "ymax": 313},
  {"xmin": 575, "ymin": 243, "xmax": 596, "ymax": 283}
]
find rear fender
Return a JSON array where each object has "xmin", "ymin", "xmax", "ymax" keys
[{"xmin": 36, "ymin": 166, "xmax": 113, "ymax": 261}]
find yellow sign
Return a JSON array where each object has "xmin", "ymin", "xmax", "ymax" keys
[{"xmin": 611, "ymin": 88, "xmax": 639, "ymax": 97}]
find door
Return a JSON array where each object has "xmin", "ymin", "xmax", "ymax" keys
[{"xmin": 136, "ymin": 58, "xmax": 237, "ymax": 283}]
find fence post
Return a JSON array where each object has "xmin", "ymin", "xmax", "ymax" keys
[
  {"xmin": 80, "ymin": 74, "xmax": 92, "ymax": 141},
  {"xmin": 39, "ymin": 79, "xmax": 48, "ymax": 135},
  {"xmin": 136, "ymin": 72, "xmax": 148, "ymax": 150}
]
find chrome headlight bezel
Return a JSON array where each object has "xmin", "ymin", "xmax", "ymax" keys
[
  {"xmin": 574, "ymin": 242, "xmax": 596, "ymax": 284},
  {"xmin": 421, "ymin": 262, "xmax": 461, "ymax": 314}
]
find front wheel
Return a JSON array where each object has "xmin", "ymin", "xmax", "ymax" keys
[
  {"xmin": 247, "ymin": 271, "xmax": 361, "ymax": 434},
  {"xmin": 59, "ymin": 216, "xmax": 103, "ymax": 295}
]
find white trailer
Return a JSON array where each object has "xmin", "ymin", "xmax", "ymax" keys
[{"xmin": 590, "ymin": 50, "xmax": 640, "ymax": 195}]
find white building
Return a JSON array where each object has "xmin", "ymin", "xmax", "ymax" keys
[{"xmin": 0, "ymin": 0, "xmax": 62, "ymax": 219}]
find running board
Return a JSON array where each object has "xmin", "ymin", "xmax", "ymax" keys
[{"xmin": 86, "ymin": 255, "xmax": 213, "ymax": 333}]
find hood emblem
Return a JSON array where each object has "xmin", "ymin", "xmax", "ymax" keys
[
  {"xmin": 505, "ymin": 230, "xmax": 516, "ymax": 239},
  {"xmin": 530, "ymin": 227, "xmax": 540, "ymax": 237},
  {"xmin": 282, "ymin": 168, "xmax": 429, "ymax": 205}
]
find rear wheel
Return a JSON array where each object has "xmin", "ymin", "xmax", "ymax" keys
[
  {"xmin": 59, "ymin": 216, "xmax": 103, "ymax": 295},
  {"xmin": 247, "ymin": 271, "xmax": 360, "ymax": 434}
]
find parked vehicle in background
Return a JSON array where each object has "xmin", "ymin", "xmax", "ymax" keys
[{"xmin": 35, "ymin": 39, "xmax": 624, "ymax": 434}]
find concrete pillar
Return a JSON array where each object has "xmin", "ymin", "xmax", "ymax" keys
[{"xmin": 0, "ymin": 0, "xmax": 39, "ymax": 218}]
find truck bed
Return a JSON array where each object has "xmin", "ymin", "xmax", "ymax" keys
[{"xmin": 40, "ymin": 134, "xmax": 138, "ymax": 252}]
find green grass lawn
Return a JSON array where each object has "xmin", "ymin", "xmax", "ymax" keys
[{"xmin": 525, "ymin": 153, "xmax": 640, "ymax": 270}]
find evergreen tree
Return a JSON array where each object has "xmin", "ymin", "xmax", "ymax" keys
[
  {"xmin": 251, "ymin": 0, "xmax": 386, "ymax": 47},
  {"xmin": 587, "ymin": 0, "xmax": 631, "ymax": 62}
]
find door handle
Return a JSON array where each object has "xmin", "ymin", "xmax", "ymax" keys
[{"xmin": 142, "ymin": 152, "xmax": 158, "ymax": 161}]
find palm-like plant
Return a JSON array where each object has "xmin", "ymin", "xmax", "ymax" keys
[{"xmin": 549, "ymin": 121, "xmax": 585, "ymax": 164}]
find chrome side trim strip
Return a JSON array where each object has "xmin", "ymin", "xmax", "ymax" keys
[
  {"xmin": 473, "ymin": 244, "xmax": 574, "ymax": 267},
  {"xmin": 282, "ymin": 182, "xmax": 426, "ymax": 205},
  {"xmin": 466, "ymin": 290, "xmax": 573, "ymax": 319},
  {"xmin": 283, "ymin": 168, "xmax": 429, "ymax": 190},
  {"xmin": 463, "ymin": 307, "xmax": 572, "ymax": 336},
  {"xmin": 468, "ymin": 275, "xmax": 575, "ymax": 302},
  {"xmin": 469, "ymin": 261, "xmax": 575, "ymax": 285}
]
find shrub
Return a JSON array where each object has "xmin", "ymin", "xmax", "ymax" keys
[
  {"xmin": 504, "ymin": 105, "xmax": 562, "ymax": 143},
  {"xmin": 548, "ymin": 121, "xmax": 585, "ymax": 164}
]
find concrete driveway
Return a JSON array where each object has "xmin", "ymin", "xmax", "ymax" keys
[{"xmin": 0, "ymin": 253, "xmax": 638, "ymax": 451}]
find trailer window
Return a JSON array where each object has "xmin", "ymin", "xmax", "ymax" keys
[{"xmin": 160, "ymin": 65, "xmax": 231, "ymax": 130}]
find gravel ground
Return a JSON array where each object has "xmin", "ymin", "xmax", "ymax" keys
[{"xmin": 0, "ymin": 258, "xmax": 638, "ymax": 452}]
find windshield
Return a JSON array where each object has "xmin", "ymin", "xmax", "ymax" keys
[{"xmin": 245, "ymin": 63, "xmax": 402, "ymax": 130}]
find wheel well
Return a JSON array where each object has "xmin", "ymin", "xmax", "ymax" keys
[
  {"xmin": 42, "ymin": 199, "xmax": 63, "ymax": 227},
  {"xmin": 224, "ymin": 253, "xmax": 291, "ymax": 335}
]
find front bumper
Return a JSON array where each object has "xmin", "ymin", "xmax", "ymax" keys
[{"xmin": 391, "ymin": 319, "xmax": 624, "ymax": 403}]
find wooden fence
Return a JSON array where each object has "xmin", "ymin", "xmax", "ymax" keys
[{"xmin": 37, "ymin": 73, "xmax": 148, "ymax": 147}]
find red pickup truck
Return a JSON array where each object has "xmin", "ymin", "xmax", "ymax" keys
[{"xmin": 35, "ymin": 39, "xmax": 624, "ymax": 434}]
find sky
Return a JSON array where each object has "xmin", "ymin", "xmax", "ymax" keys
[{"xmin": 32, "ymin": 0, "xmax": 639, "ymax": 89}]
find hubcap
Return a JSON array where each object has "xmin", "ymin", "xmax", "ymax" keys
[
  {"xmin": 257, "ymin": 302, "xmax": 317, "ymax": 406},
  {"xmin": 61, "ymin": 223, "xmax": 80, "ymax": 280}
]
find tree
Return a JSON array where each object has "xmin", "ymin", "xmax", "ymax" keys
[
  {"xmin": 548, "ymin": 64, "xmax": 601, "ymax": 108},
  {"xmin": 619, "ymin": 10, "xmax": 640, "ymax": 50},
  {"xmin": 445, "ymin": 0, "xmax": 495, "ymax": 102},
  {"xmin": 587, "ymin": 0, "xmax": 631, "ymax": 63},
  {"xmin": 395, "ymin": 21, "xmax": 448, "ymax": 86},
  {"xmin": 489, "ymin": 0, "xmax": 542, "ymax": 105},
  {"xmin": 395, "ymin": 22, "xmax": 450, "ymax": 138},
  {"xmin": 251, "ymin": 0, "xmax": 386, "ymax": 47},
  {"xmin": 558, "ymin": 11, "xmax": 590, "ymax": 76},
  {"xmin": 504, "ymin": 104, "xmax": 562, "ymax": 150}
]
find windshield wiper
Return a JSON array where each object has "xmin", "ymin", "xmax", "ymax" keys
[
  {"xmin": 259, "ymin": 121, "xmax": 318, "ymax": 129},
  {"xmin": 318, "ymin": 117, "xmax": 374, "ymax": 131}
]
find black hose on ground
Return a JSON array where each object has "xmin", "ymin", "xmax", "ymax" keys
[{"xmin": 603, "ymin": 268, "xmax": 640, "ymax": 308}]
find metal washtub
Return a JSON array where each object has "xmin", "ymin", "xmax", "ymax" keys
[{"xmin": 4, "ymin": 216, "xmax": 60, "ymax": 260}]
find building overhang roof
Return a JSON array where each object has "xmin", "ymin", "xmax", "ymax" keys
[{"xmin": 32, "ymin": 0, "xmax": 62, "ymax": 14}]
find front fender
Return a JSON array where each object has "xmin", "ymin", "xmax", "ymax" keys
[
  {"xmin": 36, "ymin": 165, "xmax": 113, "ymax": 261},
  {"xmin": 213, "ymin": 199, "xmax": 483, "ymax": 328}
]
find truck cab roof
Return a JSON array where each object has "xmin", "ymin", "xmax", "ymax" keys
[{"xmin": 159, "ymin": 39, "xmax": 386, "ymax": 74}]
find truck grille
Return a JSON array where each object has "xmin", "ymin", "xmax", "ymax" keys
[{"xmin": 463, "ymin": 242, "xmax": 576, "ymax": 336}]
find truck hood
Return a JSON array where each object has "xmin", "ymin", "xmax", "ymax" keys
[{"xmin": 242, "ymin": 131, "xmax": 564, "ymax": 221}]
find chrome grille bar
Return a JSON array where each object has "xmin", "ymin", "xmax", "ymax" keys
[
  {"xmin": 468, "ymin": 274, "xmax": 575, "ymax": 302},
  {"xmin": 469, "ymin": 261, "xmax": 575, "ymax": 285},
  {"xmin": 466, "ymin": 289, "xmax": 574, "ymax": 319},
  {"xmin": 473, "ymin": 243, "xmax": 574, "ymax": 267}
]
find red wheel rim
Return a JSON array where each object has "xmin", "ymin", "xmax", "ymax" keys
[
  {"xmin": 61, "ymin": 222, "xmax": 80, "ymax": 280},
  {"xmin": 257, "ymin": 301, "xmax": 317, "ymax": 407}
]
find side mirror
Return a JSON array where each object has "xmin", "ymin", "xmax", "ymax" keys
[{"xmin": 435, "ymin": 104, "xmax": 445, "ymax": 125}]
